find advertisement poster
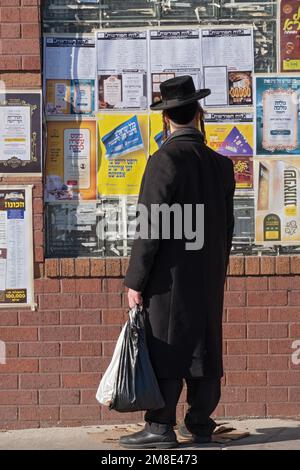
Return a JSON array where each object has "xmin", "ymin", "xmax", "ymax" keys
[
  {"xmin": 280, "ymin": 0, "xmax": 300, "ymax": 72},
  {"xmin": 149, "ymin": 112, "xmax": 164, "ymax": 155},
  {"xmin": 98, "ymin": 114, "xmax": 148, "ymax": 195},
  {"xmin": 255, "ymin": 158, "xmax": 300, "ymax": 244},
  {"xmin": 45, "ymin": 120, "xmax": 97, "ymax": 201},
  {"xmin": 200, "ymin": 28, "xmax": 254, "ymax": 107},
  {"xmin": 0, "ymin": 186, "xmax": 34, "ymax": 308},
  {"xmin": 44, "ymin": 36, "xmax": 96, "ymax": 116},
  {"xmin": 150, "ymin": 29, "xmax": 201, "ymax": 105},
  {"xmin": 46, "ymin": 79, "xmax": 95, "ymax": 115},
  {"xmin": 97, "ymin": 31, "xmax": 148, "ymax": 110},
  {"xmin": 255, "ymin": 76, "xmax": 300, "ymax": 156},
  {"xmin": 0, "ymin": 91, "xmax": 42, "ymax": 174},
  {"xmin": 205, "ymin": 113, "xmax": 254, "ymax": 189}
]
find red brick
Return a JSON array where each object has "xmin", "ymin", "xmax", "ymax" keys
[
  {"xmin": 0, "ymin": 72, "xmax": 41, "ymax": 88},
  {"xmin": 81, "ymin": 325, "xmax": 121, "ymax": 341},
  {"xmin": 289, "ymin": 323, "xmax": 300, "ymax": 338},
  {"xmin": 226, "ymin": 278, "xmax": 246, "ymax": 291},
  {"xmin": 246, "ymin": 277, "xmax": 268, "ymax": 291},
  {"xmin": 269, "ymin": 277, "xmax": 298, "ymax": 290},
  {"xmin": 34, "ymin": 246, "xmax": 44, "ymax": 263},
  {"xmin": 33, "ymin": 215, "xmax": 43, "ymax": 231},
  {"xmin": 245, "ymin": 257, "xmax": 260, "ymax": 275},
  {"xmin": 224, "ymin": 291, "xmax": 246, "ymax": 307},
  {"xmin": 0, "ymin": 358, "xmax": 38, "ymax": 373},
  {"xmin": 267, "ymin": 403, "xmax": 300, "ymax": 417},
  {"xmin": 60, "ymin": 310, "xmax": 100, "ymax": 325},
  {"xmin": 248, "ymin": 387, "xmax": 288, "ymax": 403},
  {"xmin": 19, "ymin": 406, "xmax": 59, "ymax": 421},
  {"xmin": 105, "ymin": 259, "xmax": 121, "ymax": 277},
  {"xmin": 19, "ymin": 310, "xmax": 59, "ymax": 325},
  {"xmin": 227, "ymin": 307, "xmax": 268, "ymax": 323},
  {"xmin": 220, "ymin": 387, "xmax": 246, "ymax": 403},
  {"xmin": 291, "ymin": 256, "xmax": 300, "ymax": 274},
  {"xmin": 102, "ymin": 341, "xmax": 117, "ymax": 357},
  {"xmin": 227, "ymin": 340, "xmax": 268, "ymax": 355},
  {"xmin": 21, "ymin": 22, "xmax": 40, "ymax": 38},
  {"xmin": 102, "ymin": 278, "xmax": 124, "ymax": 293},
  {"xmin": 247, "ymin": 323, "xmax": 288, "ymax": 339},
  {"xmin": 0, "ymin": 390, "xmax": 37, "ymax": 405},
  {"xmin": 33, "ymin": 229, "xmax": 44, "ymax": 246},
  {"xmin": 223, "ymin": 356, "xmax": 247, "ymax": 371},
  {"xmin": 90, "ymin": 259, "xmax": 105, "ymax": 277},
  {"xmin": 39, "ymin": 326, "xmax": 79, "ymax": 341},
  {"xmin": 19, "ymin": 342, "xmax": 59, "ymax": 357},
  {"xmin": 60, "ymin": 259, "xmax": 75, "ymax": 278},
  {"xmin": 20, "ymin": 6, "xmax": 39, "ymax": 22},
  {"xmin": 62, "ymin": 373, "xmax": 99, "ymax": 389},
  {"xmin": 0, "ymin": 407, "xmax": 18, "ymax": 421},
  {"xmin": 20, "ymin": 374, "xmax": 60, "ymax": 389},
  {"xmin": 81, "ymin": 357, "xmax": 110, "ymax": 372},
  {"xmin": 61, "ymin": 342, "xmax": 102, "ymax": 357},
  {"xmin": 32, "ymin": 196, "xmax": 43, "ymax": 213},
  {"xmin": 226, "ymin": 371, "xmax": 267, "ymax": 386},
  {"xmin": 289, "ymin": 387, "xmax": 300, "ymax": 402},
  {"xmin": 0, "ymin": 310, "xmax": 18, "ymax": 325},
  {"xmin": 34, "ymin": 279, "xmax": 60, "ymax": 293},
  {"xmin": 268, "ymin": 371, "xmax": 300, "ymax": 386},
  {"xmin": 212, "ymin": 404, "xmax": 225, "ymax": 419},
  {"xmin": 0, "ymin": 55, "xmax": 21, "ymax": 70},
  {"xmin": 5, "ymin": 344, "xmax": 19, "ymax": 358},
  {"xmin": 80, "ymin": 293, "xmax": 121, "ymax": 309},
  {"xmin": 0, "ymin": 375, "xmax": 18, "ymax": 390},
  {"xmin": 39, "ymin": 390, "xmax": 80, "ymax": 405},
  {"xmin": 223, "ymin": 324, "xmax": 246, "ymax": 339},
  {"xmin": 75, "ymin": 279, "xmax": 102, "ymax": 293},
  {"xmin": 60, "ymin": 279, "xmax": 76, "ymax": 293},
  {"xmin": 121, "ymin": 258, "xmax": 129, "ymax": 276},
  {"xmin": 39, "ymin": 294, "xmax": 79, "ymax": 310},
  {"xmin": 289, "ymin": 291, "xmax": 300, "ymax": 305},
  {"xmin": 248, "ymin": 355, "xmax": 288, "ymax": 370},
  {"xmin": 60, "ymin": 405, "xmax": 100, "ymax": 420},
  {"xmin": 40, "ymin": 358, "xmax": 80, "ymax": 373},
  {"xmin": 80, "ymin": 390, "xmax": 99, "ymax": 405},
  {"xmin": 276, "ymin": 256, "xmax": 290, "ymax": 274},
  {"xmin": 75, "ymin": 259, "xmax": 90, "ymax": 277},
  {"xmin": 247, "ymin": 291, "xmax": 287, "ymax": 306},
  {"xmin": 0, "ymin": 327, "xmax": 37, "ymax": 341},
  {"xmin": 101, "ymin": 309, "xmax": 128, "ymax": 325},
  {"xmin": 45, "ymin": 259, "xmax": 60, "ymax": 278},
  {"xmin": 260, "ymin": 257, "xmax": 275, "ymax": 275},
  {"xmin": 0, "ymin": 1, "xmax": 20, "ymax": 6},
  {"xmin": 228, "ymin": 257, "xmax": 244, "ymax": 276},
  {"xmin": 225, "ymin": 403, "xmax": 266, "ymax": 417},
  {"xmin": 269, "ymin": 339, "xmax": 295, "ymax": 355},
  {"xmin": 101, "ymin": 406, "xmax": 143, "ymax": 423},
  {"xmin": 1, "ymin": 7, "xmax": 20, "ymax": 22}
]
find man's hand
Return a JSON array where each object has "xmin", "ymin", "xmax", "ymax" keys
[{"xmin": 128, "ymin": 288, "xmax": 143, "ymax": 309}]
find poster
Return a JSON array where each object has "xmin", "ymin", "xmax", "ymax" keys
[
  {"xmin": 44, "ymin": 36, "xmax": 96, "ymax": 115},
  {"xmin": 255, "ymin": 158, "xmax": 300, "ymax": 244},
  {"xmin": 150, "ymin": 29, "xmax": 201, "ymax": 105},
  {"xmin": 280, "ymin": 0, "xmax": 300, "ymax": 72},
  {"xmin": 0, "ymin": 186, "xmax": 34, "ymax": 309},
  {"xmin": 255, "ymin": 76, "xmax": 300, "ymax": 156},
  {"xmin": 200, "ymin": 28, "xmax": 254, "ymax": 107},
  {"xmin": 97, "ymin": 31, "xmax": 148, "ymax": 109},
  {"xmin": 149, "ymin": 112, "xmax": 165, "ymax": 155},
  {"xmin": 97, "ymin": 114, "xmax": 148, "ymax": 195},
  {"xmin": 0, "ymin": 91, "xmax": 42, "ymax": 174},
  {"xmin": 45, "ymin": 120, "xmax": 97, "ymax": 201},
  {"xmin": 205, "ymin": 112, "xmax": 254, "ymax": 189}
]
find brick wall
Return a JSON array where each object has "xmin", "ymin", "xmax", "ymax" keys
[{"xmin": 0, "ymin": 256, "xmax": 300, "ymax": 429}]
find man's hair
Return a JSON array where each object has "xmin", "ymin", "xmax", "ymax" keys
[{"xmin": 165, "ymin": 101, "xmax": 199, "ymax": 125}]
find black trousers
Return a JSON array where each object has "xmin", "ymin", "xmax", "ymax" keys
[{"xmin": 145, "ymin": 377, "xmax": 221, "ymax": 436}]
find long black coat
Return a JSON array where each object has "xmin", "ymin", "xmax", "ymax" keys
[{"xmin": 125, "ymin": 128, "xmax": 235, "ymax": 379}]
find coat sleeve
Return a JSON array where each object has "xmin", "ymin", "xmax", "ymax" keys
[
  {"xmin": 124, "ymin": 151, "xmax": 178, "ymax": 292},
  {"xmin": 225, "ymin": 159, "xmax": 236, "ymax": 267}
]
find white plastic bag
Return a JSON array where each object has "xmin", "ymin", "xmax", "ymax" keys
[{"xmin": 95, "ymin": 322, "xmax": 127, "ymax": 406}]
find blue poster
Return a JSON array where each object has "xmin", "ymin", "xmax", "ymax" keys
[
  {"xmin": 256, "ymin": 76, "xmax": 300, "ymax": 156},
  {"xmin": 101, "ymin": 115, "xmax": 144, "ymax": 158}
]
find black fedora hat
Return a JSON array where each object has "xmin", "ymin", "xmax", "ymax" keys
[{"xmin": 150, "ymin": 75, "xmax": 211, "ymax": 111}]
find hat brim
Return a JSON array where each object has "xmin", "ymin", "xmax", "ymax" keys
[{"xmin": 150, "ymin": 88, "xmax": 211, "ymax": 111}]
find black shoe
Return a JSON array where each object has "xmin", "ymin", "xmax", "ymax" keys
[{"xmin": 119, "ymin": 427, "xmax": 179, "ymax": 449}]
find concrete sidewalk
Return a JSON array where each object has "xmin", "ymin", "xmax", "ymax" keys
[{"xmin": 0, "ymin": 419, "xmax": 299, "ymax": 450}]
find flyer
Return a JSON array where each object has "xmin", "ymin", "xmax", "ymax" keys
[
  {"xmin": 98, "ymin": 114, "xmax": 148, "ymax": 196},
  {"xmin": 97, "ymin": 31, "xmax": 148, "ymax": 110},
  {"xmin": 200, "ymin": 28, "xmax": 254, "ymax": 107},
  {"xmin": 149, "ymin": 29, "xmax": 201, "ymax": 105},
  {"xmin": 0, "ymin": 91, "xmax": 42, "ymax": 174},
  {"xmin": 255, "ymin": 76, "xmax": 300, "ymax": 156},
  {"xmin": 254, "ymin": 158, "xmax": 300, "ymax": 244},
  {"xmin": 45, "ymin": 120, "xmax": 97, "ymax": 201},
  {"xmin": 44, "ymin": 36, "xmax": 96, "ymax": 115},
  {"xmin": 205, "ymin": 112, "xmax": 254, "ymax": 189},
  {"xmin": 280, "ymin": 0, "xmax": 300, "ymax": 72},
  {"xmin": 0, "ymin": 186, "xmax": 34, "ymax": 309}
]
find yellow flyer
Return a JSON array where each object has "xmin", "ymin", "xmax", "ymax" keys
[
  {"xmin": 149, "ymin": 112, "xmax": 164, "ymax": 155},
  {"xmin": 97, "ymin": 113, "xmax": 148, "ymax": 196},
  {"xmin": 205, "ymin": 123, "xmax": 253, "ymax": 157},
  {"xmin": 45, "ymin": 120, "xmax": 97, "ymax": 201}
]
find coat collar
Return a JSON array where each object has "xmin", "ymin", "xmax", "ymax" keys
[{"xmin": 160, "ymin": 127, "xmax": 204, "ymax": 150}]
